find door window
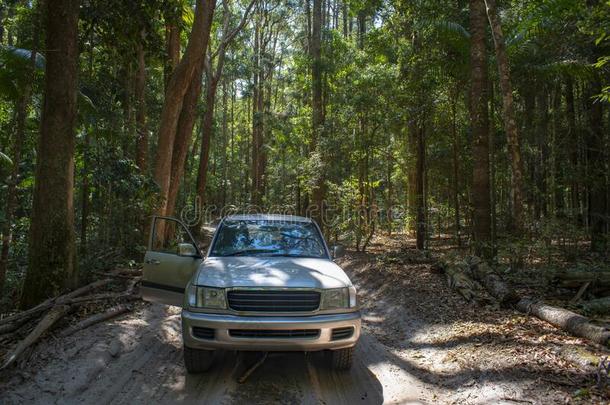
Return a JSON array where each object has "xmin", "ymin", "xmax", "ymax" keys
[{"xmin": 151, "ymin": 217, "xmax": 197, "ymax": 255}]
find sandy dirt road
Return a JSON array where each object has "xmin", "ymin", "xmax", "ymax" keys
[
  {"xmin": 2, "ymin": 303, "xmax": 430, "ymax": 405},
  {"xmin": 1, "ymin": 243, "xmax": 601, "ymax": 404}
]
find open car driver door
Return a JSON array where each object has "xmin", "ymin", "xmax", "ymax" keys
[{"xmin": 141, "ymin": 216, "xmax": 202, "ymax": 307}]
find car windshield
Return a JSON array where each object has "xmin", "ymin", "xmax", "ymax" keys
[{"xmin": 210, "ymin": 219, "xmax": 327, "ymax": 258}]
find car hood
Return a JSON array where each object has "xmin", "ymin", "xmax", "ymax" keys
[{"xmin": 194, "ymin": 257, "xmax": 352, "ymax": 289}]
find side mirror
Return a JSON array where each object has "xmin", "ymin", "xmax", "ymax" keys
[
  {"xmin": 178, "ymin": 243, "xmax": 199, "ymax": 257},
  {"xmin": 331, "ymin": 245, "xmax": 345, "ymax": 259}
]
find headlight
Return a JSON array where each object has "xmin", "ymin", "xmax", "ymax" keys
[
  {"xmin": 187, "ymin": 285, "xmax": 226, "ymax": 309},
  {"xmin": 321, "ymin": 287, "xmax": 358, "ymax": 309}
]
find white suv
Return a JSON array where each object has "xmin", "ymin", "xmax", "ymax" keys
[{"xmin": 141, "ymin": 214, "xmax": 361, "ymax": 373}]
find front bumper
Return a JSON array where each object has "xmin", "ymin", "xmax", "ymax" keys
[{"xmin": 182, "ymin": 310, "xmax": 361, "ymax": 351}]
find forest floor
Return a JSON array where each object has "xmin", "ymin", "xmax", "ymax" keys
[{"xmin": 1, "ymin": 235, "xmax": 608, "ymax": 404}]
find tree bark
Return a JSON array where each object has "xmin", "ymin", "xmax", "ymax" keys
[
  {"xmin": 535, "ymin": 90, "xmax": 549, "ymax": 219},
  {"xmin": 310, "ymin": 0, "xmax": 325, "ymax": 227},
  {"xmin": 1, "ymin": 304, "xmax": 71, "ymax": 370},
  {"xmin": 21, "ymin": 0, "xmax": 80, "ymax": 308},
  {"xmin": 415, "ymin": 125, "xmax": 426, "ymax": 250},
  {"xmin": 469, "ymin": 0, "xmax": 492, "ymax": 259},
  {"xmin": 586, "ymin": 78, "xmax": 607, "ymax": 253},
  {"xmin": 565, "ymin": 78, "xmax": 580, "ymax": 217},
  {"xmin": 166, "ymin": 59, "xmax": 204, "ymax": 218},
  {"xmin": 451, "ymin": 84, "xmax": 461, "ymax": 247},
  {"xmin": 555, "ymin": 271, "xmax": 610, "ymax": 289},
  {"xmin": 122, "ymin": 62, "xmax": 135, "ymax": 157},
  {"xmin": 196, "ymin": 79, "xmax": 217, "ymax": 210},
  {"xmin": 154, "ymin": 0, "xmax": 215, "ymax": 217},
  {"xmin": 60, "ymin": 305, "xmax": 131, "ymax": 337},
  {"xmin": 517, "ymin": 298, "xmax": 610, "ymax": 346},
  {"xmin": 470, "ymin": 261, "xmax": 519, "ymax": 307},
  {"xmin": 135, "ymin": 28, "xmax": 148, "ymax": 172},
  {"xmin": 251, "ymin": 9, "xmax": 265, "ymax": 206},
  {"xmin": 80, "ymin": 131, "xmax": 90, "ymax": 249},
  {"xmin": 484, "ymin": 0, "xmax": 525, "ymax": 234},
  {"xmin": 164, "ymin": 13, "xmax": 181, "ymax": 91}
]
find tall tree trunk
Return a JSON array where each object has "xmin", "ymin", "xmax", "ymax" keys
[
  {"xmin": 153, "ymin": 0, "xmax": 215, "ymax": 217},
  {"xmin": 166, "ymin": 59, "xmax": 205, "ymax": 218},
  {"xmin": 407, "ymin": 116, "xmax": 418, "ymax": 234},
  {"xmin": 122, "ymin": 62, "xmax": 135, "ymax": 157},
  {"xmin": 135, "ymin": 29, "xmax": 148, "ymax": 172},
  {"xmin": 221, "ymin": 81, "xmax": 228, "ymax": 207},
  {"xmin": 357, "ymin": 10, "xmax": 365, "ymax": 49},
  {"xmin": 523, "ymin": 87, "xmax": 536, "ymax": 221},
  {"xmin": 415, "ymin": 125, "xmax": 426, "ymax": 250},
  {"xmin": 489, "ymin": 81, "xmax": 497, "ymax": 253},
  {"xmin": 251, "ymin": 15, "xmax": 265, "ymax": 206},
  {"xmin": 484, "ymin": 0, "xmax": 525, "ymax": 234},
  {"xmin": 587, "ymin": 78, "xmax": 607, "ymax": 252},
  {"xmin": 311, "ymin": 0, "xmax": 325, "ymax": 227},
  {"xmin": 164, "ymin": 16, "xmax": 181, "ymax": 91},
  {"xmin": 0, "ymin": 34, "xmax": 38, "ymax": 291},
  {"xmin": 451, "ymin": 85, "xmax": 461, "ymax": 247},
  {"xmin": 195, "ymin": 74, "xmax": 219, "ymax": 211},
  {"xmin": 342, "ymin": 1, "xmax": 348, "ymax": 38},
  {"xmin": 536, "ymin": 89, "xmax": 549, "ymax": 219},
  {"xmin": 386, "ymin": 148, "xmax": 393, "ymax": 235},
  {"xmin": 406, "ymin": 30, "xmax": 422, "ymax": 235},
  {"xmin": 469, "ymin": 0, "xmax": 492, "ymax": 259},
  {"xmin": 0, "ymin": 4, "xmax": 4, "ymax": 43},
  {"xmin": 21, "ymin": 0, "xmax": 79, "ymax": 308},
  {"xmin": 565, "ymin": 78, "xmax": 579, "ymax": 219},
  {"xmin": 80, "ymin": 22, "xmax": 95, "ymax": 252}
]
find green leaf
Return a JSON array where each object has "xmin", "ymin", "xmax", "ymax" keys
[
  {"xmin": 0, "ymin": 151, "xmax": 13, "ymax": 167},
  {"xmin": 1, "ymin": 45, "xmax": 46, "ymax": 70}
]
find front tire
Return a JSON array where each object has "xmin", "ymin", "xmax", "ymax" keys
[
  {"xmin": 330, "ymin": 347, "xmax": 354, "ymax": 370},
  {"xmin": 184, "ymin": 346, "xmax": 215, "ymax": 373}
]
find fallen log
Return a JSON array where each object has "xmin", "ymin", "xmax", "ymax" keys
[
  {"xmin": 0, "ymin": 292, "xmax": 136, "ymax": 335},
  {"xmin": 60, "ymin": 305, "xmax": 132, "ymax": 337},
  {"xmin": 94, "ymin": 268, "xmax": 142, "ymax": 280},
  {"xmin": 471, "ymin": 262, "xmax": 520, "ymax": 307},
  {"xmin": 115, "ymin": 268, "xmax": 142, "ymax": 277},
  {"xmin": 439, "ymin": 254, "xmax": 610, "ymax": 347},
  {"xmin": 517, "ymin": 298, "xmax": 610, "ymax": 347},
  {"xmin": 444, "ymin": 263, "xmax": 481, "ymax": 302},
  {"xmin": 0, "ymin": 278, "xmax": 113, "ymax": 327},
  {"xmin": 0, "ymin": 276, "xmax": 141, "ymax": 370},
  {"xmin": 65, "ymin": 292, "xmax": 139, "ymax": 305},
  {"xmin": 0, "ymin": 297, "xmax": 55, "ymax": 326},
  {"xmin": 59, "ymin": 278, "xmax": 114, "ymax": 302},
  {"xmin": 555, "ymin": 271, "xmax": 610, "ymax": 289},
  {"xmin": 0, "ymin": 316, "xmax": 33, "ymax": 335},
  {"xmin": 0, "ymin": 304, "xmax": 71, "ymax": 370}
]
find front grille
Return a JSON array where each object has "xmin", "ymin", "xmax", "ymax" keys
[
  {"xmin": 229, "ymin": 329, "xmax": 320, "ymax": 339},
  {"xmin": 227, "ymin": 290, "xmax": 321, "ymax": 312},
  {"xmin": 331, "ymin": 327, "xmax": 354, "ymax": 341},
  {"xmin": 192, "ymin": 327, "xmax": 215, "ymax": 340}
]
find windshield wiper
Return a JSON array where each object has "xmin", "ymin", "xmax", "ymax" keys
[
  {"xmin": 221, "ymin": 249, "xmax": 280, "ymax": 257},
  {"xmin": 268, "ymin": 253, "xmax": 321, "ymax": 258}
]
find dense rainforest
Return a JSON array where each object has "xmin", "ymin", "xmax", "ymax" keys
[{"xmin": 0, "ymin": 0, "xmax": 608, "ymax": 310}]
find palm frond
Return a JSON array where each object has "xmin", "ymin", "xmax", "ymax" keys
[
  {"xmin": 528, "ymin": 59, "xmax": 596, "ymax": 80},
  {"xmin": 0, "ymin": 151, "xmax": 13, "ymax": 167},
  {"xmin": 432, "ymin": 21, "xmax": 470, "ymax": 40},
  {"xmin": 0, "ymin": 46, "xmax": 46, "ymax": 69}
]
